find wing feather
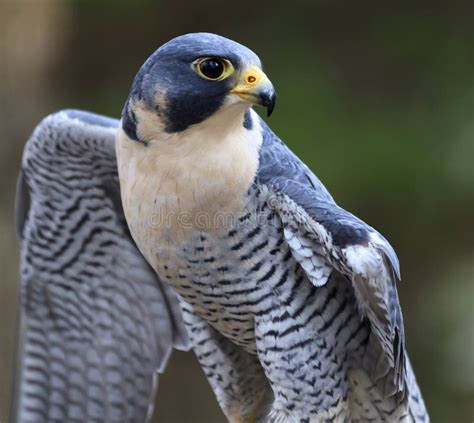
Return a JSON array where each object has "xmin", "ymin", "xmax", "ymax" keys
[
  {"xmin": 257, "ymin": 117, "xmax": 409, "ymax": 404},
  {"xmin": 12, "ymin": 110, "xmax": 189, "ymax": 423}
]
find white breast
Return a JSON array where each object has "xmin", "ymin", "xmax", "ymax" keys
[{"xmin": 116, "ymin": 104, "xmax": 262, "ymax": 268}]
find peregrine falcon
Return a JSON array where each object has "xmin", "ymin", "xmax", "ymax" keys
[{"xmin": 14, "ymin": 33, "xmax": 428, "ymax": 422}]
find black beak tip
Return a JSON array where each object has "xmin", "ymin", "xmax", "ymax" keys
[{"xmin": 265, "ymin": 91, "xmax": 277, "ymax": 117}]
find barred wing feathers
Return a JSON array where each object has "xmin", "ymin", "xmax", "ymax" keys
[{"xmin": 13, "ymin": 110, "xmax": 189, "ymax": 423}]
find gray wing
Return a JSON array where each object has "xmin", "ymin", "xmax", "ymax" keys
[
  {"xmin": 12, "ymin": 110, "xmax": 189, "ymax": 423},
  {"xmin": 256, "ymin": 118, "xmax": 427, "ymax": 417}
]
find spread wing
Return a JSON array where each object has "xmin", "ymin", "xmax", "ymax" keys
[
  {"xmin": 12, "ymin": 110, "xmax": 189, "ymax": 423},
  {"xmin": 256, "ymin": 117, "xmax": 423, "ymax": 412}
]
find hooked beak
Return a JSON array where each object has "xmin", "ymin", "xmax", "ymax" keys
[{"xmin": 230, "ymin": 66, "xmax": 276, "ymax": 116}]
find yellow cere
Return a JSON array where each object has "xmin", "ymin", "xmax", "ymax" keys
[{"xmin": 242, "ymin": 66, "xmax": 263, "ymax": 86}]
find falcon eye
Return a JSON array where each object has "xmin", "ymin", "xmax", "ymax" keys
[
  {"xmin": 200, "ymin": 59, "xmax": 223, "ymax": 79},
  {"xmin": 193, "ymin": 57, "xmax": 234, "ymax": 81}
]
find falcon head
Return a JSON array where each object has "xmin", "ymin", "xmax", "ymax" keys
[{"xmin": 121, "ymin": 32, "xmax": 276, "ymax": 142}]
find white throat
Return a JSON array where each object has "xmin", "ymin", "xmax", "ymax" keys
[{"xmin": 116, "ymin": 104, "xmax": 263, "ymax": 257}]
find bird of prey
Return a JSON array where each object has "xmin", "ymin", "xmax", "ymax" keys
[{"xmin": 13, "ymin": 33, "xmax": 428, "ymax": 422}]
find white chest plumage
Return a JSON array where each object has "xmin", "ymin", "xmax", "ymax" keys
[{"xmin": 116, "ymin": 105, "xmax": 262, "ymax": 270}]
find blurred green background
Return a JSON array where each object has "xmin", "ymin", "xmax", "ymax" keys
[{"xmin": 0, "ymin": 0, "xmax": 473, "ymax": 422}]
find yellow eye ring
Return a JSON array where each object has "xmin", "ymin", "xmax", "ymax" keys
[{"xmin": 192, "ymin": 57, "xmax": 234, "ymax": 81}]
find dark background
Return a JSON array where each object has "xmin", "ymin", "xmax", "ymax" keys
[{"xmin": 0, "ymin": 1, "xmax": 473, "ymax": 422}]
